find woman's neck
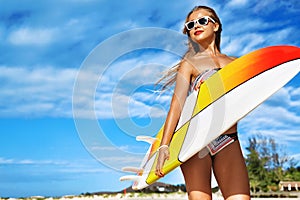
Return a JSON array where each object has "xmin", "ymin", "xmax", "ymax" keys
[{"xmin": 196, "ymin": 44, "xmax": 220, "ymax": 57}]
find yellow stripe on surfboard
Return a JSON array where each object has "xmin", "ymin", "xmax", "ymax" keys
[{"xmin": 146, "ymin": 121, "xmax": 190, "ymax": 184}]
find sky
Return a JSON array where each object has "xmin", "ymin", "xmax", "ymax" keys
[{"xmin": 0, "ymin": 0, "xmax": 300, "ymax": 198}]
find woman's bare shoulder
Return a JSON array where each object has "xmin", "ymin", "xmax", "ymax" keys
[
  {"xmin": 221, "ymin": 54, "xmax": 238, "ymax": 66},
  {"xmin": 228, "ymin": 55, "xmax": 238, "ymax": 61},
  {"xmin": 179, "ymin": 59, "xmax": 195, "ymax": 73}
]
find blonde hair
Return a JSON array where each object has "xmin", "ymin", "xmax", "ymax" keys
[{"xmin": 157, "ymin": 6, "xmax": 222, "ymax": 90}]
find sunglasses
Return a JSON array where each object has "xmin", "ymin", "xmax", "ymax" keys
[{"xmin": 185, "ymin": 16, "xmax": 216, "ymax": 31}]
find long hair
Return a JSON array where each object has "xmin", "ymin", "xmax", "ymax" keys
[{"xmin": 157, "ymin": 6, "xmax": 222, "ymax": 90}]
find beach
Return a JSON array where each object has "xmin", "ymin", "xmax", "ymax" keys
[{"xmin": 5, "ymin": 192, "xmax": 299, "ymax": 200}]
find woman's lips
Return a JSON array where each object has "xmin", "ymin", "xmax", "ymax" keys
[{"xmin": 194, "ymin": 30, "xmax": 203, "ymax": 35}]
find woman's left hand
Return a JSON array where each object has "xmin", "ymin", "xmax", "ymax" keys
[{"xmin": 155, "ymin": 146, "xmax": 170, "ymax": 177}]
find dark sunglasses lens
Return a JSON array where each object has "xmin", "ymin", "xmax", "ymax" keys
[
  {"xmin": 198, "ymin": 17, "xmax": 208, "ymax": 25},
  {"xmin": 186, "ymin": 21, "xmax": 195, "ymax": 30}
]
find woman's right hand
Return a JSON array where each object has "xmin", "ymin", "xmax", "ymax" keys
[{"xmin": 155, "ymin": 146, "xmax": 170, "ymax": 177}]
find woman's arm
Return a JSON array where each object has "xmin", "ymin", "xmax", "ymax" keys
[
  {"xmin": 160, "ymin": 61, "xmax": 193, "ymax": 145},
  {"xmin": 155, "ymin": 60, "xmax": 193, "ymax": 177}
]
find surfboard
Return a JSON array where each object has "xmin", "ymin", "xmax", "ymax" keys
[{"xmin": 120, "ymin": 45, "xmax": 300, "ymax": 190}]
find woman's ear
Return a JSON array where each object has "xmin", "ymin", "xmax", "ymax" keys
[{"xmin": 214, "ymin": 23, "xmax": 220, "ymax": 32}]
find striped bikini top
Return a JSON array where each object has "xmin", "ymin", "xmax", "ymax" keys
[{"xmin": 190, "ymin": 68, "xmax": 221, "ymax": 92}]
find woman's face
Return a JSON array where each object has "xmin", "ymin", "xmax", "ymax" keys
[{"xmin": 187, "ymin": 9, "xmax": 219, "ymax": 45}]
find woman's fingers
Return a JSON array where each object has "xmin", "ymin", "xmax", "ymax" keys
[
  {"xmin": 155, "ymin": 148, "xmax": 170, "ymax": 177},
  {"xmin": 155, "ymin": 156, "xmax": 165, "ymax": 177},
  {"xmin": 195, "ymin": 80, "xmax": 203, "ymax": 90}
]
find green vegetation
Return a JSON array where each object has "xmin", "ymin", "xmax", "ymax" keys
[{"xmin": 245, "ymin": 134, "xmax": 300, "ymax": 193}]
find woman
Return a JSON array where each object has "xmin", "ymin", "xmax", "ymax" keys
[{"xmin": 155, "ymin": 6, "xmax": 250, "ymax": 200}]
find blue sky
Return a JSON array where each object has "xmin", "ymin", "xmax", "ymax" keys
[{"xmin": 0, "ymin": 0, "xmax": 300, "ymax": 198}]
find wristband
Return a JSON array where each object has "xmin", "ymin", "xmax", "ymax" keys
[{"xmin": 157, "ymin": 145, "xmax": 169, "ymax": 151}]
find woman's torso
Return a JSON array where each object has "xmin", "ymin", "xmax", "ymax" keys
[{"xmin": 188, "ymin": 53, "xmax": 238, "ymax": 134}]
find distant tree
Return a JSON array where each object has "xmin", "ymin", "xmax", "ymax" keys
[
  {"xmin": 245, "ymin": 134, "xmax": 295, "ymax": 192},
  {"xmin": 285, "ymin": 165, "xmax": 300, "ymax": 181},
  {"xmin": 177, "ymin": 184, "xmax": 186, "ymax": 192}
]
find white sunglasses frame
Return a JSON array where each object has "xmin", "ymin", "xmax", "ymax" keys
[{"xmin": 185, "ymin": 16, "xmax": 216, "ymax": 31}]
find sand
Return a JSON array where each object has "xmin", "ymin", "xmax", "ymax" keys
[{"xmin": 4, "ymin": 192, "xmax": 299, "ymax": 200}]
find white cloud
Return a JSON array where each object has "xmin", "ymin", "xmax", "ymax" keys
[
  {"xmin": 93, "ymin": 91, "xmax": 169, "ymax": 119},
  {"xmin": 291, "ymin": 86, "xmax": 300, "ymax": 101},
  {"xmin": 100, "ymin": 155, "xmax": 141, "ymax": 163},
  {"xmin": 0, "ymin": 51, "xmax": 174, "ymax": 119},
  {"xmin": 0, "ymin": 157, "xmax": 68, "ymax": 165},
  {"xmin": 74, "ymin": 49, "xmax": 177, "ymax": 119},
  {"xmin": 239, "ymin": 85, "xmax": 300, "ymax": 150},
  {"xmin": 0, "ymin": 66, "xmax": 76, "ymax": 118},
  {"xmin": 240, "ymin": 102, "xmax": 300, "ymax": 131},
  {"xmin": 8, "ymin": 27, "xmax": 58, "ymax": 46},
  {"xmin": 292, "ymin": 153, "xmax": 300, "ymax": 161},
  {"xmin": 222, "ymin": 33, "xmax": 265, "ymax": 56},
  {"xmin": 90, "ymin": 145, "xmax": 131, "ymax": 151},
  {"xmin": 222, "ymin": 27, "xmax": 295, "ymax": 56},
  {"xmin": 266, "ymin": 86, "xmax": 300, "ymax": 108},
  {"xmin": 250, "ymin": 0, "xmax": 300, "ymax": 14},
  {"xmin": 0, "ymin": 157, "xmax": 114, "ymax": 176},
  {"xmin": 226, "ymin": 0, "xmax": 248, "ymax": 7},
  {"xmin": 0, "ymin": 157, "xmax": 14, "ymax": 164}
]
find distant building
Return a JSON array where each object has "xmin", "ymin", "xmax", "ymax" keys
[{"xmin": 279, "ymin": 181, "xmax": 300, "ymax": 191}]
